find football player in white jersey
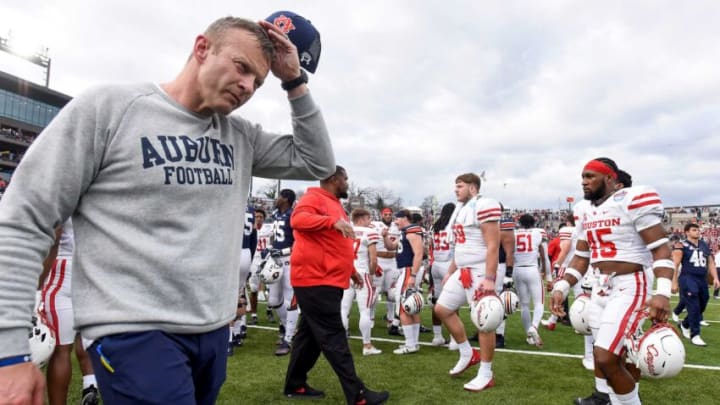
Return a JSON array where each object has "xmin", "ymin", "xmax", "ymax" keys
[
  {"xmin": 372, "ymin": 208, "xmax": 401, "ymax": 335},
  {"xmin": 512, "ymin": 213, "xmax": 549, "ymax": 348},
  {"xmin": 340, "ymin": 208, "xmax": 382, "ymax": 355},
  {"xmin": 429, "ymin": 202, "xmax": 456, "ymax": 346},
  {"xmin": 435, "ymin": 173, "xmax": 501, "ymax": 392},
  {"xmin": 40, "ymin": 219, "xmax": 99, "ymax": 405},
  {"xmin": 248, "ymin": 208, "xmax": 274, "ymax": 325},
  {"xmin": 551, "ymin": 158, "xmax": 674, "ymax": 405}
]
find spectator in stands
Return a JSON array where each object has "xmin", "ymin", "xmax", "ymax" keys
[{"xmin": 0, "ymin": 177, "xmax": 6, "ymax": 193}]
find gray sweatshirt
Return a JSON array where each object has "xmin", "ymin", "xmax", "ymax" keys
[{"xmin": 0, "ymin": 83, "xmax": 335, "ymax": 358}]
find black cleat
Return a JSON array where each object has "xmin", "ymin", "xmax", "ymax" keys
[
  {"xmin": 388, "ymin": 325, "xmax": 402, "ymax": 336},
  {"xmin": 419, "ymin": 325, "xmax": 432, "ymax": 333},
  {"xmin": 355, "ymin": 388, "xmax": 390, "ymax": 405},
  {"xmin": 495, "ymin": 333, "xmax": 505, "ymax": 348},
  {"xmin": 573, "ymin": 389, "xmax": 610, "ymax": 405},
  {"xmin": 285, "ymin": 384, "xmax": 325, "ymax": 400},
  {"xmin": 81, "ymin": 385, "xmax": 99, "ymax": 405}
]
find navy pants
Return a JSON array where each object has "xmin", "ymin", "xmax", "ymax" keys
[
  {"xmin": 679, "ymin": 274, "xmax": 709, "ymax": 338},
  {"xmin": 88, "ymin": 327, "xmax": 228, "ymax": 405},
  {"xmin": 285, "ymin": 286, "xmax": 364, "ymax": 405}
]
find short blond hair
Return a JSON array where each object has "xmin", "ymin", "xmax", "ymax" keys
[{"xmin": 351, "ymin": 208, "xmax": 371, "ymax": 222}]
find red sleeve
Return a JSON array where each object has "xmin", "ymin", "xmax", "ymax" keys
[{"xmin": 291, "ymin": 195, "xmax": 335, "ymax": 231}]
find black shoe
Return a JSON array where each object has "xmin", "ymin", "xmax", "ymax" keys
[
  {"xmin": 495, "ymin": 334, "xmax": 505, "ymax": 348},
  {"xmin": 227, "ymin": 344, "xmax": 234, "ymax": 356},
  {"xmin": 249, "ymin": 316, "xmax": 258, "ymax": 325},
  {"xmin": 419, "ymin": 325, "xmax": 431, "ymax": 333},
  {"xmin": 275, "ymin": 339, "xmax": 291, "ymax": 356},
  {"xmin": 388, "ymin": 325, "xmax": 402, "ymax": 336},
  {"xmin": 239, "ymin": 324, "xmax": 248, "ymax": 339},
  {"xmin": 355, "ymin": 388, "xmax": 389, "ymax": 405},
  {"xmin": 81, "ymin": 385, "xmax": 99, "ymax": 405},
  {"xmin": 573, "ymin": 390, "xmax": 610, "ymax": 405},
  {"xmin": 285, "ymin": 384, "xmax": 325, "ymax": 400}
]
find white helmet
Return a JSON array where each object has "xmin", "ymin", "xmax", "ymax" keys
[
  {"xmin": 402, "ymin": 289, "xmax": 424, "ymax": 315},
  {"xmin": 627, "ymin": 323, "xmax": 685, "ymax": 379},
  {"xmin": 470, "ymin": 294, "xmax": 504, "ymax": 333},
  {"xmin": 569, "ymin": 293, "xmax": 592, "ymax": 335},
  {"xmin": 29, "ymin": 315, "xmax": 56, "ymax": 367},
  {"xmin": 499, "ymin": 290, "xmax": 519, "ymax": 316},
  {"xmin": 258, "ymin": 258, "xmax": 283, "ymax": 285}
]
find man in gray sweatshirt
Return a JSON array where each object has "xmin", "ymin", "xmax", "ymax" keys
[{"xmin": 0, "ymin": 16, "xmax": 335, "ymax": 404}]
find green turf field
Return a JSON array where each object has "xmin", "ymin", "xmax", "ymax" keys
[{"xmin": 64, "ymin": 294, "xmax": 719, "ymax": 404}]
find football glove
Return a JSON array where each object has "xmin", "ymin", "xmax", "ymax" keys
[{"xmin": 503, "ymin": 277, "xmax": 514, "ymax": 290}]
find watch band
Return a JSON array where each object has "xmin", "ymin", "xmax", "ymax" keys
[{"xmin": 281, "ymin": 70, "xmax": 308, "ymax": 91}]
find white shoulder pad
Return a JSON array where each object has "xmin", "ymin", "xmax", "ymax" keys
[
  {"xmin": 475, "ymin": 197, "xmax": 502, "ymax": 224},
  {"xmin": 615, "ymin": 186, "xmax": 664, "ymax": 231}
]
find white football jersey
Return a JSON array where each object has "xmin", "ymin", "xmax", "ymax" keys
[
  {"xmin": 574, "ymin": 185, "xmax": 664, "ymax": 266},
  {"xmin": 57, "ymin": 218, "xmax": 74, "ymax": 258},
  {"xmin": 431, "ymin": 223, "xmax": 455, "ymax": 263},
  {"xmin": 453, "ymin": 196, "xmax": 502, "ymax": 267},
  {"xmin": 558, "ymin": 225, "xmax": 577, "ymax": 267},
  {"xmin": 371, "ymin": 220, "xmax": 399, "ymax": 253},
  {"xmin": 513, "ymin": 227, "xmax": 546, "ymax": 267},
  {"xmin": 352, "ymin": 225, "xmax": 379, "ymax": 273},
  {"xmin": 256, "ymin": 223, "xmax": 273, "ymax": 252}
]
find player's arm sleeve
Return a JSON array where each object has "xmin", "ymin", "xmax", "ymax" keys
[
  {"xmin": 290, "ymin": 197, "xmax": 334, "ymax": 231},
  {"xmin": 0, "ymin": 87, "xmax": 109, "ymax": 358},
  {"xmin": 245, "ymin": 92, "xmax": 335, "ymax": 180},
  {"xmin": 626, "ymin": 186, "xmax": 664, "ymax": 231}
]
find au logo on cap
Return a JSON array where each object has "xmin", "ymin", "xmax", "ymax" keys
[{"xmin": 265, "ymin": 11, "xmax": 322, "ymax": 74}]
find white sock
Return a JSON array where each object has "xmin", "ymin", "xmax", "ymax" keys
[
  {"xmin": 584, "ymin": 335, "xmax": 594, "ymax": 358},
  {"xmin": 595, "ymin": 377, "xmax": 609, "ymax": 394},
  {"xmin": 82, "ymin": 375, "xmax": 97, "ymax": 389},
  {"xmin": 548, "ymin": 314, "xmax": 558, "ymax": 323},
  {"xmin": 285, "ymin": 309, "xmax": 298, "ymax": 342},
  {"xmin": 458, "ymin": 340, "xmax": 472, "ymax": 357},
  {"xmin": 479, "ymin": 361, "xmax": 492, "ymax": 377},
  {"xmin": 413, "ymin": 323, "xmax": 420, "ymax": 345},
  {"xmin": 433, "ymin": 325, "xmax": 443, "ymax": 338},
  {"xmin": 613, "ymin": 385, "xmax": 640, "ymax": 404},
  {"xmin": 496, "ymin": 320, "xmax": 506, "ymax": 335},
  {"xmin": 228, "ymin": 325, "xmax": 234, "ymax": 342},
  {"xmin": 403, "ymin": 325, "xmax": 415, "ymax": 347}
]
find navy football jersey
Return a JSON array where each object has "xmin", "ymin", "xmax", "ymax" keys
[
  {"xmin": 242, "ymin": 206, "xmax": 257, "ymax": 254},
  {"xmin": 396, "ymin": 225, "xmax": 424, "ymax": 268},
  {"xmin": 270, "ymin": 208, "xmax": 294, "ymax": 250},
  {"xmin": 677, "ymin": 239, "xmax": 711, "ymax": 277}
]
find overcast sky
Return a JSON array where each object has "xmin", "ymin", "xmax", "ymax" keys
[{"xmin": 2, "ymin": 1, "xmax": 719, "ymax": 210}]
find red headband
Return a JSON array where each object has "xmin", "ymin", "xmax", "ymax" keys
[
  {"xmin": 583, "ymin": 160, "xmax": 617, "ymax": 179},
  {"xmin": 381, "ymin": 208, "xmax": 393, "ymax": 214}
]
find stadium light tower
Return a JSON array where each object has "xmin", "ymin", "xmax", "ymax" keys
[{"xmin": 0, "ymin": 33, "xmax": 51, "ymax": 87}]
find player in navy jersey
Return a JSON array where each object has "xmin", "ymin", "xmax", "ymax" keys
[
  {"xmin": 383, "ymin": 209, "xmax": 425, "ymax": 354},
  {"xmin": 672, "ymin": 223, "xmax": 719, "ymax": 346},
  {"xmin": 228, "ymin": 205, "xmax": 258, "ymax": 353},
  {"xmin": 268, "ymin": 189, "xmax": 299, "ymax": 355}
]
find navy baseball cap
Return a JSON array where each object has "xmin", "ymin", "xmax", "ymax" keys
[{"xmin": 265, "ymin": 11, "xmax": 321, "ymax": 74}]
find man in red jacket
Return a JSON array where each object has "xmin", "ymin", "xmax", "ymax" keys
[{"xmin": 284, "ymin": 166, "xmax": 389, "ymax": 405}]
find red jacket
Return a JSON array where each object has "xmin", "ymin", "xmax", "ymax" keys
[{"xmin": 290, "ymin": 187, "xmax": 353, "ymax": 289}]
